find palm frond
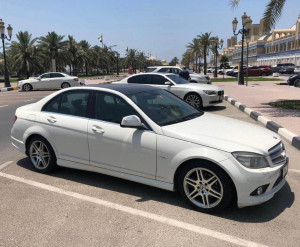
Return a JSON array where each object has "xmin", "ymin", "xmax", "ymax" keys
[{"xmin": 263, "ymin": 0, "xmax": 286, "ymax": 29}]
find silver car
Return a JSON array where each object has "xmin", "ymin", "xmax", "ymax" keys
[
  {"xmin": 116, "ymin": 73, "xmax": 224, "ymax": 109},
  {"xmin": 146, "ymin": 66, "xmax": 211, "ymax": 84}
]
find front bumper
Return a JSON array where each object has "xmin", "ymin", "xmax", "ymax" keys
[
  {"xmin": 202, "ymin": 95, "xmax": 224, "ymax": 107},
  {"xmin": 219, "ymin": 156, "xmax": 288, "ymax": 208}
]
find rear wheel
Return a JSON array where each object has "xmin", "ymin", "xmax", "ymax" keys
[
  {"xmin": 184, "ymin": 93, "xmax": 203, "ymax": 110},
  {"xmin": 28, "ymin": 136, "xmax": 57, "ymax": 173},
  {"xmin": 23, "ymin": 83, "xmax": 32, "ymax": 91},
  {"xmin": 61, "ymin": 82, "xmax": 70, "ymax": 89},
  {"xmin": 178, "ymin": 162, "xmax": 234, "ymax": 213},
  {"xmin": 294, "ymin": 79, "xmax": 300, "ymax": 87}
]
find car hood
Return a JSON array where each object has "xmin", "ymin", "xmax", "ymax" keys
[
  {"xmin": 19, "ymin": 78, "xmax": 38, "ymax": 84},
  {"xmin": 161, "ymin": 113, "xmax": 279, "ymax": 154},
  {"xmin": 175, "ymin": 83, "xmax": 221, "ymax": 91}
]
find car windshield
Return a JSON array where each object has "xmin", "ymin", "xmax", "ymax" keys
[
  {"xmin": 127, "ymin": 89, "xmax": 203, "ymax": 126},
  {"xmin": 146, "ymin": 67, "xmax": 157, "ymax": 72},
  {"xmin": 166, "ymin": 74, "xmax": 189, "ymax": 84}
]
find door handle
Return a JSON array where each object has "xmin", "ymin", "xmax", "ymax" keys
[
  {"xmin": 47, "ymin": 116, "xmax": 57, "ymax": 123},
  {"xmin": 92, "ymin": 125, "xmax": 105, "ymax": 133}
]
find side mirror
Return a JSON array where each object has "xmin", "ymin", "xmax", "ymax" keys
[
  {"xmin": 164, "ymin": 81, "xmax": 173, "ymax": 86},
  {"xmin": 120, "ymin": 115, "xmax": 147, "ymax": 129}
]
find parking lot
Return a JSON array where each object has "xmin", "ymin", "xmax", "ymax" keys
[{"xmin": 1, "ymin": 90, "xmax": 300, "ymax": 247}]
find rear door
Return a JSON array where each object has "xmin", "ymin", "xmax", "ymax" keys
[
  {"xmin": 39, "ymin": 90, "xmax": 91, "ymax": 165},
  {"xmin": 50, "ymin": 73, "xmax": 65, "ymax": 88}
]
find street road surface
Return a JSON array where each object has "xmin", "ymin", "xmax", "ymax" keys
[{"xmin": 0, "ymin": 90, "xmax": 299, "ymax": 247}]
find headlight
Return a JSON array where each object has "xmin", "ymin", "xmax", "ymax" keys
[
  {"xmin": 232, "ymin": 152, "xmax": 269, "ymax": 169},
  {"xmin": 203, "ymin": 90, "xmax": 216, "ymax": 95}
]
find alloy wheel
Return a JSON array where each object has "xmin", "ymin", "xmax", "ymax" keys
[
  {"xmin": 29, "ymin": 141, "xmax": 50, "ymax": 170},
  {"xmin": 23, "ymin": 84, "xmax": 32, "ymax": 91},
  {"xmin": 61, "ymin": 82, "xmax": 70, "ymax": 88},
  {"xmin": 183, "ymin": 168, "xmax": 223, "ymax": 209},
  {"xmin": 185, "ymin": 94, "xmax": 201, "ymax": 109},
  {"xmin": 295, "ymin": 79, "xmax": 300, "ymax": 87}
]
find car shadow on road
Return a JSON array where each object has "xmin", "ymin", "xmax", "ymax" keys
[
  {"xmin": 204, "ymin": 106, "xmax": 227, "ymax": 112},
  {"xmin": 17, "ymin": 157, "xmax": 294, "ymax": 223}
]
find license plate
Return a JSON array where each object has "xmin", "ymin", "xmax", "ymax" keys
[{"xmin": 282, "ymin": 164, "xmax": 288, "ymax": 178}]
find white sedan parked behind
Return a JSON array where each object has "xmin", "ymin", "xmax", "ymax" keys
[
  {"xmin": 11, "ymin": 84, "xmax": 288, "ymax": 213},
  {"xmin": 18, "ymin": 72, "xmax": 83, "ymax": 91}
]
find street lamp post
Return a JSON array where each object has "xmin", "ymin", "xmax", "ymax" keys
[
  {"xmin": 211, "ymin": 37, "xmax": 224, "ymax": 78},
  {"xmin": 0, "ymin": 19, "xmax": 13, "ymax": 88},
  {"xmin": 245, "ymin": 17, "xmax": 252, "ymax": 87},
  {"xmin": 116, "ymin": 52, "xmax": 120, "ymax": 75},
  {"xmin": 232, "ymin": 12, "xmax": 252, "ymax": 85}
]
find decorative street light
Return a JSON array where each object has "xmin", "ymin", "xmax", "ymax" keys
[
  {"xmin": 245, "ymin": 16, "xmax": 252, "ymax": 87},
  {"xmin": 211, "ymin": 36, "xmax": 224, "ymax": 78},
  {"xmin": 232, "ymin": 12, "xmax": 252, "ymax": 85},
  {"xmin": 0, "ymin": 19, "xmax": 13, "ymax": 88}
]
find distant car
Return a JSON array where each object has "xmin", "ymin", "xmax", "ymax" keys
[
  {"xmin": 287, "ymin": 74, "xmax": 300, "ymax": 87},
  {"xmin": 115, "ymin": 73, "xmax": 224, "ymax": 109},
  {"xmin": 146, "ymin": 66, "xmax": 211, "ymax": 84},
  {"xmin": 218, "ymin": 67, "xmax": 234, "ymax": 75},
  {"xmin": 18, "ymin": 72, "xmax": 83, "ymax": 91},
  {"xmin": 226, "ymin": 66, "xmax": 238, "ymax": 76},
  {"xmin": 294, "ymin": 66, "xmax": 300, "ymax": 74},
  {"xmin": 207, "ymin": 67, "xmax": 217, "ymax": 73},
  {"xmin": 272, "ymin": 63, "xmax": 295, "ymax": 74}
]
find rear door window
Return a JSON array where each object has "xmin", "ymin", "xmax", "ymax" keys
[
  {"xmin": 146, "ymin": 67, "xmax": 157, "ymax": 72},
  {"xmin": 59, "ymin": 91, "xmax": 90, "ymax": 117},
  {"xmin": 128, "ymin": 75, "xmax": 152, "ymax": 84},
  {"xmin": 151, "ymin": 75, "xmax": 168, "ymax": 85}
]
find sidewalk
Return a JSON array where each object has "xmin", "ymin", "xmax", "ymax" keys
[{"xmin": 214, "ymin": 80, "xmax": 300, "ymax": 136}]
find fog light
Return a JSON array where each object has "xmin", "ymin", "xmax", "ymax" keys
[{"xmin": 257, "ymin": 187, "xmax": 263, "ymax": 195}]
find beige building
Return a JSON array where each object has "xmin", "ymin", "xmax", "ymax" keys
[{"xmin": 221, "ymin": 16, "xmax": 300, "ymax": 66}]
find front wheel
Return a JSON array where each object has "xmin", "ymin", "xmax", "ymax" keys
[
  {"xmin": 178, "ymin": 163, "xmax": 234, "ymax": 213},
  {"xmin": 23, "ymin": 83, "xmax": 32, "ymax": 91},
  {"xmin": 184, "ymin": 93, "xmax": 203, "ymax": 110},
  {"xmin": 61, "ymin": 82, "xmax": 71, "ymax": 89},
  {"xmin": 294, "ymin": 79, "xmax": 300, "ymax": 87}
]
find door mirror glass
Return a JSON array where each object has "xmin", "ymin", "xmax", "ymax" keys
[
  {"xmin": 120, "ymin": 115, "xmax": 146, "ymax": 129},
  {"xmin": 164, "ymin": 81, "xmax": 173, "ymax": 86}
]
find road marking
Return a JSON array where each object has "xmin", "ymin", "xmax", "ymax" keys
[
  {"xmin": 0, "ymin": 105, "xmax": 8, "ymax": 108},
  {"xmin": 289, "ymin": 169, "xmax": 300, "ymax": 173},
  {"xmin": 0, "ymin": 171, "xmax": 267, "ymax": 247},
  {"xmin": 0, "ymin": 161, "xmax": 14, "ymax": 171},
  {"xmin": 24, "ymin": 99, "xmax": 34, "ymax": 102}
]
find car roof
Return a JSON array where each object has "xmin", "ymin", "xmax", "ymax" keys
[
  {"xmin": 147, "ymin": 66, "xmax": 180, "ymax": 69},
  {"xmin": 86, "ymin": 83, "xmax": 159, "ymax": 95}
]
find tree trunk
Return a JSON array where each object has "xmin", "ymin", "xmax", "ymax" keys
[
  {"xmin": 204, "ymin": 49, "xmax": 207, "ymax": 75},
  {"xmin": 195, "ymin": 55, "xmax": 198, "ymax": 73}
]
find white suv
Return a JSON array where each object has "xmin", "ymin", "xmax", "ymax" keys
[
  {"xmin": 116, "ymin": 73, "xmax": 223, "ymax": 109},
  {"xmin": 146, "ymin": 66, "xmax": 211, "ymax": 84}
]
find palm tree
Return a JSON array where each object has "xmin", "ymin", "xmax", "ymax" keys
[
  {"xmin": 186, "ymin": 38, "xmax": 201, "ymax": 72},
  {"xmin": 181, "ymin": 50, "xmax": 194, "ymax": 68},
  {"xmin": 198, "ymin": 32, "xmax": 213, "ymax": 75},
  {"xmin": 38, "ymin": 31, "xmax": 68, "ymax": 72},
  {"xmin": 10, "ymin": 31, "xmax": 44, "ymax": 78},
  {"xmin": 230, "ymin": 0, "xmax": 286, "ymax": 29},
  {"xmin": 79, "ymin": 40, "xmax": 92, "ymax": 76},
  {"xmin": 126, "ymin": 49, "xmax": 138, "ymax": 73}
]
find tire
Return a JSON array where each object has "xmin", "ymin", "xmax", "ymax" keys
[
  {"xmin": 219, "ymin": 71, "xmax": 224, "ymax": 75},
  {"xmin": 28, "ymin": 136, "xmax": 57, "ymax": 173},
  {"xmin": 61, "ymin": 82, "xmax": 71, "ymax": 89},
  {"xmin": 184, "ymin": 93, "xmax": 203, "ymax": 110},
  {"xmin": 178, "ymin": 162, "xmax": 234, "ymax": 213},
  {"xmin": 22, "ymin": 83, "xmax": 32, "ymax": 91},
  {"xmin": 294, "ymin": 79, "xmax": 300, "ymax": 88}
]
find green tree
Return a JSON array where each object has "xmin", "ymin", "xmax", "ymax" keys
[
  {"xmin": 126, "ymin": 49, "xmax": 138, "ymax": 73},
  {"xmin": 186, "ymin": 38, "xmax": 201, "ymax": 72},
  {"xmin": 38, "ymin": 31, "xmax": 68, "ymax": 72},
  {"xmin": 220, "ymin": 55, "xmax": 229, "ymax": 68},
  {"xmin": 198, "ymin": 32, "xmax": 213, "ymax": 75},
  {"xmin": 231, "ymin": 0, "xmax": 286, "ymax": 29},
  {"xmin": 181, "ymin": 51, "xmax": 194, "ymax": 69},
  {"xmin": 169, "ymin": 57, "xmax": 179, "ymax": 66},
  {"xmin": 10, "ymin": 31, "xmax": 44, "ymax": 78}
]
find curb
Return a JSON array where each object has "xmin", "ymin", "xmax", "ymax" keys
[
  {"xmin": 224, "ymin": 95, "xmax": 300, "ymax": 150},
  {"xmin": 0, "ymin": 86, "xmax": 18, "ymax": 92},
  {"xmin": 273, "ymin": 82, "xmax": 288, "ymax": 85}
]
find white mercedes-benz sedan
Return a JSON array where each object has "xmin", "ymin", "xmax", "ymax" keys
[
  {"xmin": 11, "ymin": 84, "xmax": 288, "ymax": 213},
  {"xmin": 18, "ymin": 72, "xmax": 83, "ymax": 91},
  {"xmin": 115, "ymin": 73, "xmax": 223, "ymax": 109}
]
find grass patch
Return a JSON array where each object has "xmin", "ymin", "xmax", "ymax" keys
[
  {"xmin": 269, "ymin": 100, "xmax": 300, "ymax": 110},
  {"xmin": 211, "ymin": 77, "xmax": 284, "ymax": 82}
]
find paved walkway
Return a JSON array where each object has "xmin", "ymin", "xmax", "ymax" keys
[{"xmin": 214, "ymin": 80, "xmax": 300, "ymax": 135}]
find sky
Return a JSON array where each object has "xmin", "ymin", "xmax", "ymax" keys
[{"xmin": 0, "ymin": 0, "xmax": 299, "ymax": 61}]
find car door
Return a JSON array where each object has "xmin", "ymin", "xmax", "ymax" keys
[
  {"xmin": 87, "ymin": 91, "xmax": 157, "ymax": 179},
  {"xmin": 151, "ymin": 74, "xmax": 178, "ymax": 95},
  {"xmin": 39, "ymin": 73, "xmax": 52, "ymax": 89},
  {"xmin": 39, "ymin": 90, "xmax": 91, "ymax": 165},
  {"xmin": 50, "ymin": 73, "xmax": 65, "ymax": 88}
]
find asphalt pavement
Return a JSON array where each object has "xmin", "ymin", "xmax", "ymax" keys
[{"xmin": 0, "ymin": 90, "xmax": 299, "ymax": 247}]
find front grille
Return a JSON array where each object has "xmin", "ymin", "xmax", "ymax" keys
[
  {"xmin": 217, "ymin": 90, "xmax": 224, "ymax": 96},
  {"xmin": 268, "ymin": 142, "xmax": 286, "ymax": 165}
]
